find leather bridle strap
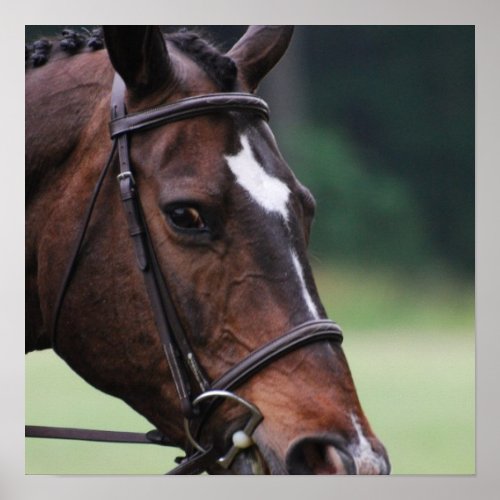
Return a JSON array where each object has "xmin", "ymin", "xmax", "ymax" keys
[
  {"xmin": 166, "ymin": 448, "xmax": 221, "ymax": 475},
  {"xmin": 112, "ymin": 76, "xmax": 206, "ymax": 417},
  {"xmin": 25, "ymin": 426, "xmax": 172, "ymax": 446},
  {"xmin": 51, "ymin": 141, "xmax": 117, "ymax": 353},
  {"xmin": 211, "ymin": 319, "xmax": 343, "ymax": 392},
  {"xmin": 109, "ymin": 92, "xmax": 269, "ymax": 138}
]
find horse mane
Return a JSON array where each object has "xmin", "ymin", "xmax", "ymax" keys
[
  {"xmin": 25, "ymin": 27, "xmax": 237, "ymax": 91},
  {"xmin": 166, "ymin": 29, "xmax": 237, "ymax": 91},
  {"xmin": 25, "ymin": 28, "xmax": 105, "ymax": 67}
]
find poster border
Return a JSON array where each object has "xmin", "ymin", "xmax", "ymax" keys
[{"xmin": 7, "ymin": 1, "xmax": 500, "ymax": 498}]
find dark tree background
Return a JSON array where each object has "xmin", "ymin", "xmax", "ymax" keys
[{"xmin": 26, "ymin": 26, "xmax": 474, "ymax": 277}]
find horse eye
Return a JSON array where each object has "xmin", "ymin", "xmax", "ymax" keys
[{"xmin": 167, "ymin": 207, "xmax": 206, "ymax": 230}]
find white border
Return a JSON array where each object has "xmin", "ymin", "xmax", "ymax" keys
[{"xmin": 7, "ymin": 1, "xmax": 500, "ymax": 498}]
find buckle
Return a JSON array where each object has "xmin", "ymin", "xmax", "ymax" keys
[
  {"xmin": 183, "ymin": 389, "xmax": 263, "ymax": 470},
  {"xmin": 117, "ymin": 171, "xmax": 135, "ymax": 185}
]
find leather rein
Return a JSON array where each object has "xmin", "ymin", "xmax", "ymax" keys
[{"xmin": 26, "ymin": 75, "xmax": 344, "ymax": 474}]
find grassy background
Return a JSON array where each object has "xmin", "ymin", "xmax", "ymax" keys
[{"xmin": 25, "ymin": 265, "xmax": 475, "ymax": 475}]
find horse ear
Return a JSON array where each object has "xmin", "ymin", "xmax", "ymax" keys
[
  {"xmin": 226, "ymin": 25, "xmax": 294, "ymax": 92},
  {"xmin": 103, "ymin": 26, "xmax": 173, "ymax": 96}
]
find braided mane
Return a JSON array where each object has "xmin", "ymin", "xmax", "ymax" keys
[
  {"xmin": 25, "ymin": 27, "xmax": 237, "ymax": 91},
  {"xmin": 165, "ymin": 29, "xmax": 236, "ymax": 90}
]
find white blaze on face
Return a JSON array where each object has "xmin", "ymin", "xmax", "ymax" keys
[
  {"xmin": 291, "ymin": 251, "xmax": 320, "ymax": 319},
  {"xmin": 349, "ymin": 414, "xmax": 389, "ymax": 474},
  {"xmin": 225, "ymin": 134, "xmax": 320, "ymax": 320},
  {"xmin": 225, "ymin": 134, "xmax": 291, "ymax": 221}
]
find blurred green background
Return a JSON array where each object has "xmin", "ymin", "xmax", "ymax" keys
[{"xmin": 25, "ymin": 26, "xmax": 475, "ymax": 474}]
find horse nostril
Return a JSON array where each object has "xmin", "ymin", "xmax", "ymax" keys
[{"xmin": 285, "ymin": 435, "xmax": 356, "ymax": 475}]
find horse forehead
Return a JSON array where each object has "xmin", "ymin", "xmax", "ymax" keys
[
  {"xmin": 157, "ymin": 126, "xmax": 295, "ymax": 201},
  {"xmin": 224, "ymin": 133, "xmax": 293, "ymax": 221}
]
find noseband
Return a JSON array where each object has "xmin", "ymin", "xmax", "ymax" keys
[{"xmin": 26, "ymin": 75, "xmax": 344, "ymax": 474}]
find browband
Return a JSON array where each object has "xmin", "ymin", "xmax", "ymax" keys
[{"xmin": 110, "ymin": 92, "xmax": 270, "ymax": 138}]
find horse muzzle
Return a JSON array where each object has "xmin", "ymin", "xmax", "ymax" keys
[{"xmin": 285, "ymin": 433, "xmax": 391, "ymax": 475}]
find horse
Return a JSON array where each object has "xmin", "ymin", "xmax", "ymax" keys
[{"xmin": 25, "ymin": 25, "xmax": 390, "ymax": 474}]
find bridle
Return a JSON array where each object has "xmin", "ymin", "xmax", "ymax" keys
[{"xmin": 26, "ymin": 74, "xmax": 344, "ymax": 474}]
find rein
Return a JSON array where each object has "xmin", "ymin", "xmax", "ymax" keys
[{"xmin": 26, "ymin": 74, "xmax": 344, "ymax": 474}]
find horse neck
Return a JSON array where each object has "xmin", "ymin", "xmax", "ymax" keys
[
  {"xmin": 26, "ymin": 51, "xmax": 112, "ymax": 203},
  {"xmin": 26, "ymin": 51, "xmax": 114, "ymax": 352}
]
